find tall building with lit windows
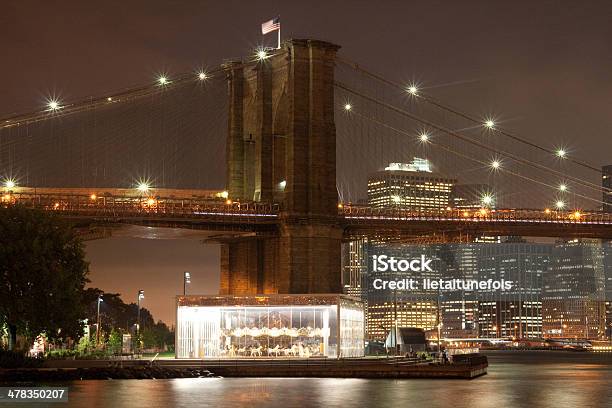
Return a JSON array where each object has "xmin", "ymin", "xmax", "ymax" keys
[
  {"xmin": 604, "ymin": 166, "xmax": 612, "ymax": 337},
  {"xmin": 604, "ymin": 241, "xmax": 612, "ymax": 339},
  {"xmin": 342, "ymin": 238, "xmax": 368, "ymax": 300},
  {"xmin": 367, "ymin": 159, "xmax": 456, "ymax": 210},
  {"xmin": 364, "ymin": 243, "xmax": 441, "ymax": 340},
  {"xmin": 542, "ymin": 239, "xmax": 606, "ymax": 339},
  {"xmin": 437, "ymin": 244, "xmax": 480, "ymax": 338},
  {"xmin": 476, "ymin": 238, "xmax": 551, "ymax": 338}
]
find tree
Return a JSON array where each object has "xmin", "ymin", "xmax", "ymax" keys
[
  {"xmin": 141, "ymin": 321, "xmax": 174, "ymax": 350},
  {"xmin": 107, "ymin": 328, "xmax": 122, "ymax": 355},
  {"xmin": 0, "ymin": 206, "xmax": 89, "ymax": 350},
  {"xmin": 83, "ymin": 288, "xmax": 173, "ymax": 353},
  {"xmin": 82, "ymin": 288, "xmax": 155, "ymax": 333}
]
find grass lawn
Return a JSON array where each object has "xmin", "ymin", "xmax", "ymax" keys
[{"xmin": 142, "ymin": 351, "xmax": 175, "ymax": 358}]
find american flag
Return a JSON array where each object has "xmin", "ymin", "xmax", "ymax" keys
[{"xmin": 261, "ymin": 17, "xmax": 280, "ymax": 35}]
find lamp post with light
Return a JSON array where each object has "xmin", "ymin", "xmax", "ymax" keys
[
  {"xmin": 136, "ymin": 290, "xmax": 144, "ymax": 352},
  {"xmin": 184, "ymin": 272, "xmax": 191, "ymax": 296},
  {"xmin": 96, "ymin": 294, "xmax": 103, "ymax": 346}
]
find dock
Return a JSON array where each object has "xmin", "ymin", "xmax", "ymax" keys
[{"xmin": 41, "ymin": 355, "xmax": 487, "ymax": 379}]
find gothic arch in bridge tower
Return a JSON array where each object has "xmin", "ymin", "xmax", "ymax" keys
[{"xmin": 272, "ymin": 85, "xmax": 289, "ymax": 202}]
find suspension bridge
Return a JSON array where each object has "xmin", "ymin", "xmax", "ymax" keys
[{"xmin": 1, "ymin": 39, "xmax": 611, "ymax": 294}]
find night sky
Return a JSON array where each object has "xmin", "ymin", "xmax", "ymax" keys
[{"xmin": 3, "ymin": 1, "xmax": 612, "ymax": 324}]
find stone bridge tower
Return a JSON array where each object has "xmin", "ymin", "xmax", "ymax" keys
[{"xmin": 220, "ymin": 39, "xmax": 342, "ymax": 295}]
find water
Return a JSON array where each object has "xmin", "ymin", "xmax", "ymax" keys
[{"xmin": 6, "ymin": 352, "xmax": 612, "ymax": 408}]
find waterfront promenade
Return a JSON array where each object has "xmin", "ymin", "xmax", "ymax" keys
[{"xmin": 2, "ymin": 356, "xmax": 487, "ymax": 381}]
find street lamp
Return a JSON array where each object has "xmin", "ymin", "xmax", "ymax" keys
[
  {"xmin": 96, "ymin": 294, "xmax": 103, "ymax": 346},
  {"xmin": 137, "ymin": 290, "xmax": 144, "ymax": 337},
  {"xmin": 183, "ymin": 271, "xmax": 191, "ymax": 295}
]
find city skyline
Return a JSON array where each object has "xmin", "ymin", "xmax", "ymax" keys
[
  {"xmin": 3, "ymin": 3, "xmax": 612, "ymax": 406},
  {"xmin": 0, "ymin": 3, "xmax": 606, "ymax": 332}
]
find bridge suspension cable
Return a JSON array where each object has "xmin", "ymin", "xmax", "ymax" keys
[
  {"xmin": 337, "ymin": 57, "xmax": 605, "ymax": 176},
  {"xmin": 341, "ymin": 102, "xmax": 607, "ymax": 208},
  {"xmin": 334, "ymin": 81, "xmax": 608, "ymax": 199},
  {"xmin": 0, "ymin": 46, "xmax": 286, "ymax": 130},
  {"xmin": 0, "ymin": 66, "xmax": 224, "ymax": 130}
]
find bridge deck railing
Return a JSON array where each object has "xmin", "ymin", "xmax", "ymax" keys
[
  {"xmin": 1, "ymin": 192, "xmax": 281, "ymax": 219},
  {"xmin": 339, "ymin": 205, "xmax": 612, "ymax": 225},
  {"xmin": 4, "ymin": 192, "xmax": 612, "ymax": 225}
]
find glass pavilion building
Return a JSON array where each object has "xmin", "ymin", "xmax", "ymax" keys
[{"xmin": 176, "ymin": 294, "xmax": 364, "ymax": 359}]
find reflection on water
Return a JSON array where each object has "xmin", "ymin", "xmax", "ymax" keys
[{"xmin": 8, "ymin": 352, "xmax": 612, "ymax": 408}]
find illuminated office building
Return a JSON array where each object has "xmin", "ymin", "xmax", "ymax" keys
[
  {"xmin": 438, "ymin": 244, "xmax": 480, "ymax": 339},
  {"xmin": 602, "ymin": 167, "xmax": 612, "ymax": 335},
  {"xmin": 363, "ymin": 243, "xmax": 484, "ymax": 340},
  {"xmin": 364, "ymin": 243, "xmax": 440, "ymax": 341},
  {"xmin": 476, "ymin": 239, "xmax": 551, "ymax": 338},
  {"xmin": 359, "ymin": 159, "xmax": 454, "ymax": 340},
  {"xmin": 342, "ymin": 238, "xmax": 368, "ymax": 300},
  {"xmin": 367, "ymin": 159, "xmax": 456, "ymax": 210},
  {"xmin": 602, "ymin": 168, "xmax": 612, "ymax": 337},
  {"xmin": 341, "ymin": 238, "xmax": 370, "ymax": 331},
  {"xmin": 542, "ymin": 239, "xmax": 606, "ymax": 339}
]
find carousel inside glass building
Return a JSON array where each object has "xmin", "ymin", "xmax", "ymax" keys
[{"xmin": 176, "ymin": 294, "xmax": 364, "ymax": 358}]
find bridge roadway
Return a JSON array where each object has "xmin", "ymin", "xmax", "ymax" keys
[{"xmin": 2, "ymin": 188, "xmax": 612, "ymax": 239}]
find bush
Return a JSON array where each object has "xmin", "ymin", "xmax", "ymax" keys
[
  {"xmin": 0, "ymin": 350, "xmax": 43, "ymax": 368},
  {"xmin": 417, "ymin": 351, "xmax": 432, "ymax": 360},
  {"xmin": 45, "ymin": 349, "xmax": 80, "ymax": 359}
]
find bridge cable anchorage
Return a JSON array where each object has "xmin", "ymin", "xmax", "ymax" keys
[
  {"xmin": 340, "ymin": 103, "xmax": 607, "ymax": 208},
  {"xmin": 333, "ymin": 81, "xmax": 608, "ymax": 198},
  {"xmin": 337, "ymin": 56, "xmax": 606, "ymax": 177}
]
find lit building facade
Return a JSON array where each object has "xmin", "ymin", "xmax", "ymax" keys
[
  {"xmin": 476, "ymin": 240, "xmax": 551, "ymax": 338},
  {"xmin": 342, "ymin": 238, "xmax": 368, "ymax": 300},
  {"xmin": 602, "ymin": 165, "xmax": 612, "ymax": 338},
  {"xmin": 364, "ymin": 243, "xmax": 441, "ymax": 340},
  {"xmin": 176, "ymin": 295, "xmax": 364, "ymax": 358},
  {"xmin": 356, "ymin": 239, "xmax": 554, "ymax": 340},
  {"xmin": 363, "ymin": 160, "xmax": 456, "ymax": 340},
  {"xmin": 542, "ymin": 239, "xmax": 606, "ymax": 339},
  {"xmin": 367, "ymin": 159, "xmax": 456, "ymax": 210},
  {"xmin": 605, "ymin": 241, "xmax": 612, "ymax": 339},
  {"xmin": 438, "ymin": 244, "xmax": 480, "ymax": 338}
]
